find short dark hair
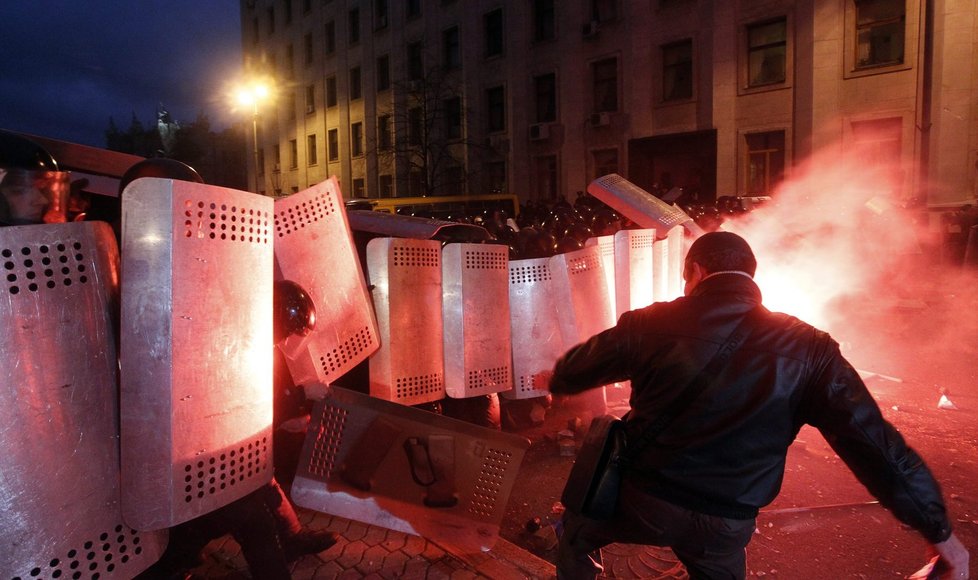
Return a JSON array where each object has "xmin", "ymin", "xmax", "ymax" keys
[{"xmin": 685, "ymin": 231, "xmax": 757, "ymax": 277}]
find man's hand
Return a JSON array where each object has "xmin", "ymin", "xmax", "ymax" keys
[{"xmin": 928, "ymin": 533, "xmax": 970, "ymax": 579}]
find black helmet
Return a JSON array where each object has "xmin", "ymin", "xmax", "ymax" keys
[
  {"xmin": 119, "ymin": 158, "xmax": 204, "ymax": 193},
  {"xmin": 273, "ymin": 279, "xmax": 317, "ymax": 345},
  {"xmin": 0, "ymin": 130, "xmax": 69, "ymax": 225}
]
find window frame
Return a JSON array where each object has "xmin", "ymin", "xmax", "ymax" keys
[
  {"xmin": 660, "ymin": 39, "xmax": 694, "ymax": 103},
  {"xmin": 843, "ymin": 0, "xmax": 916, "ymax": 78},
  {"xmin": 740, "ymin": 16, "xmax": 790, "ymax": 92}
]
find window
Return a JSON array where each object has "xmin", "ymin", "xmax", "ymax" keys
[
  {"xmin": 855, "ymin": 0, "xmax": 905, "ymax": 69},
  {"xmin": 532, "ymin": 0, "xmax": 555, "ymax": 42},
  {"xmin": 283, "ymin": 0, "xmax": 293, "ymax": 25},
  {"xmin": 289, "ymin": 139, "xmax": 298, "ymax": 169},
  {"xmin": 305, "ymin": 84, "xmax": 315, "ymax": 114},
  {"xmin": 376, "ymin": 54, "xmax": 390, "ymax": 91},
  {"xmin": 273, "ymin": 144, "xmax": 281, "ymax": 170},
  {"xmin": 251, "ymin": 17, "xmax": 259, "ymax": 44},
  {"xmin": 325, "ymin": 76, "xmax": 337, "ymax": 107},
  {"xmin": 662, "ymin": 39, "xmax": 693, "ymax": 101},
  {"xmin": 285, "ymin": 44, "xmax": 295, "ymax": 78},
  {"xmin": 352, "ymin": 178, "xmax": 365, "ymax": 197},
  {"xmin": 486, "ymin": 86, "xmax": 505, "ymax": 133},
  {"xmin": 325, "ymin": 21, "xmax": 336, "ymax": 54},
  {"xmin": 257, "ymin": 148, "xmax": 265, "ymax": 175},
  {"xmin": 443, "ymin": 27, "xmax": 461, "ymax": 70},
  {"xmin": 287, "ymin": 92, "xmax": 296, "ymax": 120},
  {"xmin": 379, "ymin": 174, "xmax": 394, "ymax": 198},
  {"xmin": 374, "ymin": 0, "xmax": 389, "ymax": 29},
  {"xmin": 407, "ymin": 0, "xmax": 422, "ymax": 19},
  {"xmin": 307, "ymin": 134, "xmax": 318, "ymax": 165},
  {"xmin": 744, "ymin": 131, "xmax": 785, "ymax": 195},
  {"xmin": 747, "ymin": 19, "xmax": 786, "ymax": 87},
  {"xmin": 484, "ymin": 9, "xmax": 503, "ymax": 58},
  {"xmin": 327, "ymin": 128, "xmax": 339, "ymax": 161},
  {"xmin": 378, "ymin": 114, "xmax": 392, "ymax": 150},
  {"xmin": 591, "ymin": 0, "xmax": 618, "ymax": 22},
  {"xmin": 534, "ymin": 155, "xmax": 558, "ymax": 200},
  {"xmin": 592, "ymin": 148, "xmax": 619, "ymax": 180},
  {"xmin": 266, "ymin": 6, "xmax": 275, "ymax": 35},
  {"xmin": 351, "ymin": 122, "xmax": 364, "ymax": 157},
  {"xmin": 408, "ymin": 107, "xmax": 423, "ymax": 145},
  {"xmin": 349, "ymin": 8, "xmax": 360, "ymax": 45},
  {"xmin": 444, "ymin": 97, "xmax": 462, "ymax": 139},
  {"xmin": 485, "ymin": 161, "xmax": 506, "ymax": 193},
  {"xmin": 350, "ymin": 66, "xmax": 362, "ymax": 100},
  {"xmin": 408, "ymin": 170, "xmax": 423, "ymax": 196},
  {"xmin": 851, "ymin": 117, "xmax": 902, "ymax": 190},
  {"xmin": 533, "ymin": 73, "xmax": 557, "ymax": 123},
  {"xmin": 304, "ymin": 33, "xmax": 314, "ymax": 65},
  {"xmin": 408, "ymin": 42, "xmax": 424, "ymax": 80},
  {"xmin": 592, "ymin": 57, "xmax": 618, "ymax": 112}
]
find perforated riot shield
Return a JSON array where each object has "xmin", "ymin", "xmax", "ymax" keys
[
  {"xmin": 665, "ymin": 225, "xmax": 684, "ymax": 299},
  {"xmin": 505, "ymin": 256, "xmax": 564, "ymax": 400},
  {"xmin": 291, "ymin": 387, "xmax": 530, "ymax": 552},
  {"xmin": 367, "ymin": 237, "xmax": 445, "ymax": 405},
  {"xmin": 613, "ymin": 229, "xmax": 656, "ymax": 318},
  {"xmin": 1, "ymin": 222, "xmax": 166, "ymax": 578},
  {"xmin": 442, "ymin": 243, "xmax": 512, "ymax": 398},
  {"xmin": 550, "ymin": 245, "xmax": 615, "ymax": 345},
  {"xmin": 273, "ymin": 178, "xmax": 379, "ymax": 386},
  {"xmin": 585, "ymin": 234, "xmax": 617, "ymax": 318},
  {"xmin": 587, "ymin": 173, "xmax": 704, "ymax": 237},
  {"xmin": 120, "ymin": 178, "xmax": 275, "ymax": 531}
]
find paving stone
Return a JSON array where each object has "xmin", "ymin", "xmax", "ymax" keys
[
  {"xmin": 402, "ymin": 534, "xmax": 429, "ymax": 557},
  {"xmin": 421, "ymin": 540, "xmax": 447, "ymax": 561},
  {"xmin": 380, "ymin": 547, "xmax": 410, "ymax": 576},
  {"xmin": 334, "ymin": 539, "xmax": 367, "ymax": 569},
  {"xmin": 343, "ymin": 520, "xmax": 370, "ymax": 542},
  {"xmin": 355, "ymin": 544, "xmax": 391, "ymax": 574},
  {"xmin": 361, "ymin": 524, "xmax": 390, "ymax": 547},
  {"xmin": 401, "ymin": 559, "xmax": 430, "ymax": 579},
  {"xmin": 380, "ymin": 530, "xmax": 409, "ymax": 552}
]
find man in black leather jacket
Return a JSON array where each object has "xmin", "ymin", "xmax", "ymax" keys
[{"xmin": 549, "ymin": 231, "xmax": 969, "ymax": 579}]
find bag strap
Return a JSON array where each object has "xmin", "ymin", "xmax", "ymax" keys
[{"xmin": 620, "ymin": 306, "xmax": 761, "ymax": 465}]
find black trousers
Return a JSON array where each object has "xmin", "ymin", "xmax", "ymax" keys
[{"xmin": 557, "ymin": 477, "xmax": 756, "ymax": 580}]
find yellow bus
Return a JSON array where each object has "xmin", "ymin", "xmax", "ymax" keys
[{"xmin": 347, "ymin": 193, "xmax": 519, "ymax": 220}]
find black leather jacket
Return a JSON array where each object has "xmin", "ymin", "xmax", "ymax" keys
[{"xmin": 550, "ymin": 273, "xmax": 951, "ymax": 543}]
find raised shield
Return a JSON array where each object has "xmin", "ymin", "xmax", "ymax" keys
[
  {"xmin": 367, "ymin": 237, "xmax": 445, "ymax": 405},
  {"xmin": 290, "ymin": 387, "xmax": 530, "ymax": 552},
  {"xmin": 273, "ymin": 178, "xmax": 380, "ymax": 386},
  {"xmin": 442, "ymin": 243, "xmax": 512, "ymax": 398},
  {"xmin": 1, "ymin": 222, "xmax": 166, "ymax": 578},
  {"xmin": 505, "ymin": 256, "xmax": 564, "ymax": 400},
  {"xmin": 120, "ymin": 178, "xmax": 275, "ymax": 531}
]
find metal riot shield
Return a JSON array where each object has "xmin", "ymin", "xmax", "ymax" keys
[
  {"xmin": 666, "ymin": 225, "xmax": 684, "ymax": 299},
  {"xmin": 613, "ymin": 229, "xmax": 656, "ymax": 318},
  {"xmin": 291, "ymin": 387, "xmax": 530, "ymax": 552},
  {"xmin": 587, "ymin": 173, "xmax": 704, "ymax": 237},
  {"xmin": 366, "ymin": 237, "xmax": 445, "ymax": 405},
  {"xmin": 504, "ymin": 257, "xmax": 564, "ymax": 400},
  {"xmin": 442, "ymin": 243, "xmax": 512, "ymax": 398},
  {"xmin": 273, "ymin": 178, "xmax": 380, "ymax": 386},
  {"xmin": 1, "ymin": 222, "xmax": 166, "ymax": 578},
  {"xmin": 120, "ymin": 178, "xmax": 275, "ymax": 531},
  {"xmin": 585, "ymin": 234, "xmax": 617, "ymax": 318},
  {"xmin": 549, "ymin": 246, "xmax": 614, "ymax": 414}
]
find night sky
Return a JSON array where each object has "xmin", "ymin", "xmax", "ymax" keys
[{"xmin": 0, "ymin": 1, "xmax": 243, "ymax": 148}]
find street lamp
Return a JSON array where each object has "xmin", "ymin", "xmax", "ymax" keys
[{"xmin": 235, "ymin": 82, "xmax": 270, "ymax": 194}]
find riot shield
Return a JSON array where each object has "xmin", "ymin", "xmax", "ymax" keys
[
  {"xmin": 585, "ymin": 234, "xmax": 617, "ymax": 319},
  {"xmin": 442, "ymin": 243, "xmax": 512, "ymax": 398},
  {"xmin": 120, "ymin": 178, "xmax": 275, "ymax": 531},
  {"xmin": 504, "ymin": 256, "xmax": 564, "ymax": 400},
  {"xmin": 665, "ymin": 225, "xmax": 684, "ymax": 299},
  {"xmin": 587, "ymin": 173, "xmax": 704, "ymax": 237},
  {"xmin": 273, "ymin": 178, "xmax": 380, "ymax": 386},
  {"xmin": 366, "ymin": 237, "xmax": 445, "ymax": 405},
  {"xmin": 613, "ymin": 229, "xmax": 656, "ymax": 318},
  {"xmin": 290, "ymin": 387, "xmax": 530, "ymax": 552},
  {"xmin": 1, "ymin": 222, "xmax": 166, "ymax": 578}
]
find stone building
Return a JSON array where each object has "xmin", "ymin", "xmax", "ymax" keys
[{"xmin": 239, "ymin": 0, "xmax": 977, "ymax": 211}]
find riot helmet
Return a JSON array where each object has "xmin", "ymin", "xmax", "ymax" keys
[
  {"xmin": 273, "ymin": 279, "xmax": 317, "ymax": 345},
  {"xmin": 0, "ymin": 130, "xmax": 70, "ymax": 225}
]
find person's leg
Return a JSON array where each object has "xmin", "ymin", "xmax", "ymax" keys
[
  {"xmin": 555, "ymin": 509, "xmax": 615, "ymax": 580},
  {"xmin": 259, "ymin": 477, "xmax": 339, "ymax": 561},
  {"xmin": 670, "ymin": 513, "xmax": 755, "ymax": 580}
]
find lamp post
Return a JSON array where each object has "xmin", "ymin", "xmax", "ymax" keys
[{"xmin": 235, "ymin": 82, "xmax": 270, "ymax": 194}]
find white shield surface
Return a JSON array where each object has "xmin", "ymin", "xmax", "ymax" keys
[
  {"xmin": 550, "ymin": 245, "xmax": 615, "ymax": 346},
  {"xmin": 1, "ymin": 222, "xmax": 166, "ymax": 578},
  {"xmin": 613, "ymin": 229, "xmax": 656, "ymax": 318},
  {"xmin": 505, "ymin": 257, "xmax": 564, "ymax": 400},
  {"xmin": 367, "ymin": 237, "xmax": 445, "ymax": 405},
  {"xmin": 442, "ymin": 243, "xmax": 512, "ymax": 398},
  {"xmin": 666, "ymin": 225, "xmax": 685, "ymax": 299},
  {"xmin": 587, "ymin": 173, "xmax": 704, "ymax": 237},
  {"xmin": 585, "ymin": 234, "xmax": 617, "ymax": 318},
  {"xmin": 120, "ymin": 178, "xmax": 275, "ymax": 531},
  {"xmin": 273, "ymin": 178, "xmax": 380, "ymax": 386},
  {"xmin": 291, "ymin": 388, "xmax": 530, "ymax": 552}
]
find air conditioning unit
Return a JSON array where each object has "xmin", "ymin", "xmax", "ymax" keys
[
  {"xmin": 589, "ymin": 112, "xmax": 611, "ymax": 127},
  {"xmin": 582, "ymin": 20, "xmax": 599, "ymax": 38},
  {"xmin": 529, "ymin": 123, "xmax": 550, "ymax": 141}
]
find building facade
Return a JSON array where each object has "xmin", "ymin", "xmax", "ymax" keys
[{"xmin": 239, "ymin": 0, "xmax": 978, "ymax": 210}]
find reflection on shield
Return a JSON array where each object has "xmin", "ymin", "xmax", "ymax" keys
[
  {"xmin": 273, "ymin": 178, "xmax": 380, "ymax": 386},
  {"xmin": 505, "ymin": 256, "xmax": 563, "ymax": 400},
  {"xmin": 0, "ymin": 222, "xmax": 166, "ymax": 578},
  {"xmin": 665, "ymin": 225, "xmax": 685, "ymax": 299},
  {"xmin": 585, "ymin": 234, "xmax": 617, "ymax": 319},
  {"xmin": 291, "ymin": 387, "xmax": 530, "ymax": 552},
  {"xmin": 614, "ymin": 229, "xmax": 657, "ymax": 318},
  {"xmin": 120, "ymin": 178, "xmax": 275, "ymax": 531},
  {"xmin": 367, "ymin": 237, "xmax": 446, "ymax": 405},
  {"xmin": 442, "ymin": 243, "xmax": 512, "ymax": 398}
]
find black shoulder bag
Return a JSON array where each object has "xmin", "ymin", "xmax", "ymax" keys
[{"xmin": 561, "ymin": 308, "xmax": 760, "ymax": 520}]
